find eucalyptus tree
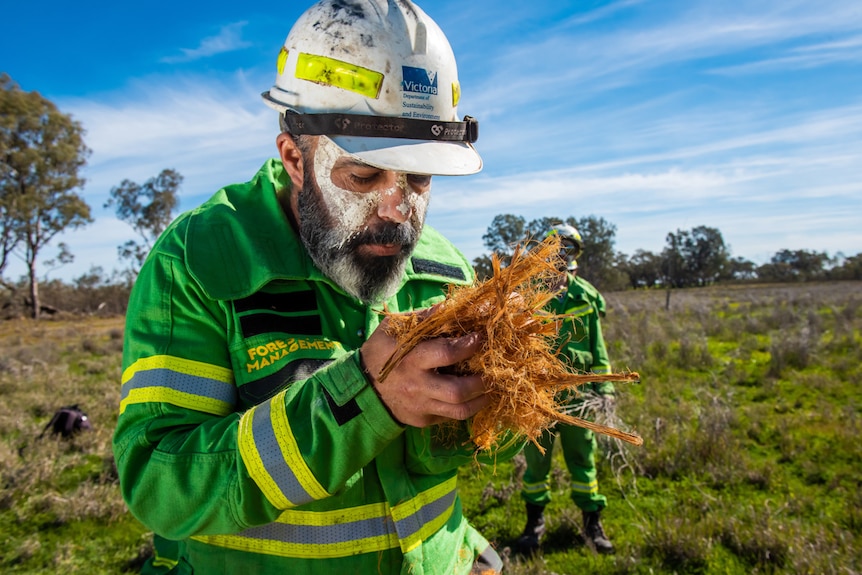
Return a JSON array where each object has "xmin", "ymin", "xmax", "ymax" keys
[
  {"xmin": 0, "ymin": 74, "xmax": 92, "ymax": 318},
  {"xmin": 105, "ymin": 168, "xmax": 182, "ymax": 275}
]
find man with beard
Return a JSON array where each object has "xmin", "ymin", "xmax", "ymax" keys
[{"xmin": 113, "ymin": 1, "xmax": 522, "ymax": 574}]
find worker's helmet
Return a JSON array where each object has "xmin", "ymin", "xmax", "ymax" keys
[
  {"xmin": 545, "ymin": 224, "xmax": 583, "ymax": 270},
  {"xmin": 262, "ymin": 0, "xmax": 481, "ymax": 176}
]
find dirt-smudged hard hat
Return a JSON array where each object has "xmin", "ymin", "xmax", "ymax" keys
[{"xmin": 262, "ymin": 0, "xmax": 482, "ymax": 176}]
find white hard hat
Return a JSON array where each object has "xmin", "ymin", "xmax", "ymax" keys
[
  {"xmin": 546, "ymin": 224, "xmax": 583, "ymax": 270},
  {"xmin": 263, "ymin": 0, "xmax": 482, "ymax": 176}
]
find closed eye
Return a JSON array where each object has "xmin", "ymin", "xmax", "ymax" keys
[
  {"xmin": 349, "ymin": 173, "xmax": 380, "ymax": 185},
  {"xmin": 407, "ymin": 174, "xmax": 432, "ymax": 188}
]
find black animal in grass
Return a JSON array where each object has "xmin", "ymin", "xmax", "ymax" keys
[{"xmin": 40, "ymin": 405, "xmax": 93, "ymax": 439}]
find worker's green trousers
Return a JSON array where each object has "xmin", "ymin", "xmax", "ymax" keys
[{"xmin": 520, "ymin": 424, "xmax": 607, "ymax": 512}]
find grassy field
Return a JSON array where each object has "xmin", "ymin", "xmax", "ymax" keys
[{"xmin": 1, "ymin": 282, "xmax": 860, "ymax": 574}]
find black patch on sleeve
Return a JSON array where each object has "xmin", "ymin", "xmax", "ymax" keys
[
  {"xmin": 233, "ymin": 291, "xmax": 317, "ymax": 313},
  {"xmin": 322, "ymin": 386, "xmax": 362, "ymax": 426},
  {"xmin": 240, "ymin": 314, "xmax": 322, "ymax": 338},
  {"xmin": 411, "ymin": 258, "xmax": 466, "ymax": 281},
  {"xmin": 239, "ymin": 359, "xmax": 332, "ymax": 405}
]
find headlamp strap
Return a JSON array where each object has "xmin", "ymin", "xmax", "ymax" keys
[{"xmin": 282, "ymin": 113, "xmax": 478, "ymax": 143}]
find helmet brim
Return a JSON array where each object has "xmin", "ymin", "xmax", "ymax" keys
[
  {"xmin": 330, "ymin": 136, "xmax": 482, "ymax": 176},
  {"xmin": 264, "ymin": 92, "xmax": 482, "ymax": 176}
]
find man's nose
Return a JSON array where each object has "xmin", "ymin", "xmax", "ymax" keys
[{"xmin": 376, "ymin": 174, "xmax": 412, "ymax": 224}]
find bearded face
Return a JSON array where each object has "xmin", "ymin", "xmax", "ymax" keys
[{"xmin": 294, "ymin": 136, "xmax": 431, "ymax": 304}]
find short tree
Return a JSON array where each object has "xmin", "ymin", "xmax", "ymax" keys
[
  {"xmin": 624, "ymin": 249, "xmax": 663, "ymax": 288},
  {"xmin": 105, "ymin": 168, "xmax": 182, "ymax": 275},
  {"xmin": 662, "ymin": 226, "xmax": 729, "ymax": 288},
  {"xmin": 0, "ymin": 74, "xmax": 92, "ymax": 318}
]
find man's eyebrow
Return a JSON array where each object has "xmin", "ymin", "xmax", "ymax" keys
[{"xmin": 333, "ymin": 156, "xmax": 378, "ymax": 170}]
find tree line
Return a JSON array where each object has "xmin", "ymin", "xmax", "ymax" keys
[
  {"xmin": 472, "ymin": 213, "xmax": 862, "ymax": 293},
  {"xmin": 2, "ymin": 73, "xmax": 860, "ymax": 319}
]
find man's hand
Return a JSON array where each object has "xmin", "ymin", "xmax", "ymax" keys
[{"xmin": 360, "ymin": 315, "xmax": 489, "ymax": 428}]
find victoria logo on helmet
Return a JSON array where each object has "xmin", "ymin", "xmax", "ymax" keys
[{"xmin": 402, "ymin": 66, "xmax": 438, "ymax": 95}]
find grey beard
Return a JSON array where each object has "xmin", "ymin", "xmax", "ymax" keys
[{"xmin": 295, "ymin": 169, "xmax": 421, "ymax": 304}]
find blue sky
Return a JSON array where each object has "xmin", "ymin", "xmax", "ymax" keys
[{"xmin": 3, "ymin": 0, "xmax": 861, "ymax": 282}]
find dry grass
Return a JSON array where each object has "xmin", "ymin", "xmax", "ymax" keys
[
  {"xmin": 379, "ymin": 236, "xmax": 641, "ymax": 451},
  {"xmin": 0, "ymin": 316, "xmax": 129, "ymax": 571}
]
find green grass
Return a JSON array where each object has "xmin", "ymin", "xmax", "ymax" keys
[
  {"xmin": 1, "ymin": 282, "xmax": 860, "ymax": 573},
  {"xmin": 457, "ymin": 282, "xmax": 862, "ymax": 574}
]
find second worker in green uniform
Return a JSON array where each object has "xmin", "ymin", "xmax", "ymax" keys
[{"xmin": 517, "ymin": 224, "xmax": 616, "ymax": 555}]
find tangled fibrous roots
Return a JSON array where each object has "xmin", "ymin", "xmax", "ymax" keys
[{"xmin": 379, "ymin": 235, "xmax": 643, "ymax": 451}]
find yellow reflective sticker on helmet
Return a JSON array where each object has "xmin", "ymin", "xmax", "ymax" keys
[
  {"xmin": 277, "ymin": 47, "xmax": 289, "ymax": 76},
  {"xmin": 452, "ymin": 81, "xmax": 461, "ymax": 107},
  {"xmin": 295, "ymin": 53, "xmax": 383, "ymax": 99}
]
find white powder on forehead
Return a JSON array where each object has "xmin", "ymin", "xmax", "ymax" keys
[{"xmin": 313, "ymin": 136, "xmax": 431, "ymax": 230}]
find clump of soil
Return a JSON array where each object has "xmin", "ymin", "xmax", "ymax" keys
[{"xmin": 379, "ymin": 235, "xmax": 642, "ymax": 451}]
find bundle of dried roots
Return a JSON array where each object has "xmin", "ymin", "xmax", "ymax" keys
[{"xmin": 378, "ymin": 235, "xmax": 642, "ymax": 451}]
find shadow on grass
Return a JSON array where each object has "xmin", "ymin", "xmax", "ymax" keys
[{"xmin": 502, "ymin": 522, "xmax": 590, "ymax": 559}]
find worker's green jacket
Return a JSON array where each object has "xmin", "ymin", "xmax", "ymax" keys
[
  {"xmin": 548, "ymin": 273, "xmax": 614, "ymax": 398},
  {"xmin": 113, "ymin": 159, "xmax": 521, "ymax": 574}
]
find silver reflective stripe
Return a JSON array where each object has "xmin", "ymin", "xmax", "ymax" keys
[
  {"xmin": 522, "ymin": 480, "xmax": 550, "ymax": 494},
  {"xmin": 194, "ymin": 487, "xmax": 458, "ymax": 557},
  {"xmin": 394, "ymin": 487, "xmax": 456, "ymax": 540},
  {"xmin": 121, "ymin": 368, "xmax": 237, "ymax": 404},
  {"xmin": 240, "ymin": 514, "xmax": 396, "ymax": 543},
  {"xmin": 252, "ymin": 400, "xmax": 314, "ymax": 506},
  {"xmin": 571, "ymin": 479, "xmax": 598, "ymax": 494}
]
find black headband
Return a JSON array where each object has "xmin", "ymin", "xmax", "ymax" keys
[{"xmin": 281, "ymin": 113, "xmax": 478, "ymax": 143}]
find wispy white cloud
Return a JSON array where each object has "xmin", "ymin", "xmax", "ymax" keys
[
  {"xmin": 562, "ymin": 0, "xmax": 647, "ymax": 27},
  {"xmin": 709, "ymin": 33, "xmax": 862, "ymax": 75},
  {"xmin": 467, "ymin": 0, "xmax": 862, "ymax": 113},
  {"xmin": 161, "ymin": 21, "xmax": 252, "ymax": 63},
  {"xmin": 60, "ymin": 72, "xmax": 277, "ymax": 210},
  {"xmin": 11, "ymin": 0, "xmax": 861, "ymax": 283},
  {"xmin": 431, "ymin": 91, "xmax": 862, "ymax": 264}
]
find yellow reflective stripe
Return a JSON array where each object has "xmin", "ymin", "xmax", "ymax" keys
[
  {"xmin": 391, "ymin": 475, "xmax": 456, "ymax": 522},
  {"xmin": 522, "ymin": 479, "xmax": 551, "ymax": 494},
  {"xmin": 192, "ymin": 530, "xmax": 398, "ymax": 559},
  {"xmin": 400, "ymin": 503, "xmax": 453, "ymax": 554},
  {"xmin": 275, "ymin": 501, "xmax": 389, "ymax": 526},
  {"xmin": 190, "ymin": 479, "xmax": 460, "ymax": 558},
  {"xmin": 238, "ymin": 391, "xmax": 329, "ymax": 509},
  {"xmin": 151, "ymin": 556, "xmax": 178, "ymax": 569},
  {"xmin": 194, "ymin": 501, "xmax": 400, "ymax": 558},
  {"xmin": 122, "ymin": 355, "xmax": 233, "ymax": 385},
  {"xmin": 565, "ymin": 304, "xmax": 593, "ymax": 317},
  {"xmin": 391, "ymin": 476, "xmax": 457, "ymax": 553},
  {"xmin": 295, "ymin": 52, "xmax": 383, "ymax": 99},
  {"xmin": 591, "ymin": 365, "xmax": 612, "ymax": 375},
  {"xmin": 238, "ymin": 404, "xmax": 290, "ymax": 509},
  {"xmin": 571, "ymin": 478, "xmax": 599, "ymax": 494},
  {"xmin": 120, "ymin": 387, "xmax": 233, "ymax": 416},
  {"xmin": 119, "ymin": 355, "xmax": 236, "ymax": 415},
  {"xmin": 276, "ymin": 47, "xmax": 289, "ymax": 75},
  {"xmin": 452, "ymin": 81, "xmax": 461, "ymax": 107},
  {"xmin": 269, "ymin": 393, "xmax": 329, "ymax": 501}
]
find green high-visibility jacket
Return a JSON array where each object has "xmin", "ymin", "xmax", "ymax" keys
[
  {"xmin": 113, "ymin": 159, "xmax": 522, "ymax": 574},
  {"xmin": 520, "ymin": 272, "xmax": 614, "ymax": 509},
  {"xmin": 548, "ymin": 273, "xmax": 615, "ymax": 399}
]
